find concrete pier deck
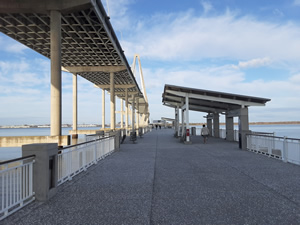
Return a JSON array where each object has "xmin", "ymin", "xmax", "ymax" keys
[{"xmin": 3, "ymin": 129, "xmax": 300, "ymax": 225}]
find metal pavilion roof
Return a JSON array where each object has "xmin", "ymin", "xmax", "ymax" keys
[
  {"xmin": 0, "ymin": 0, "xmax": 148, "ymax": 113},
  {"xmin": 162, "ymin": 84, "xmax": 271, "ymax": 114}
]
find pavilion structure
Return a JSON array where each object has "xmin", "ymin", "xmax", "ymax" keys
[
  {"xmin": 0, "ymin": 0, "xmax": 149, "ymax": 138},
  {"xmin": 162, "ymin": 84, "xmax": 270, "ymax": 149}
]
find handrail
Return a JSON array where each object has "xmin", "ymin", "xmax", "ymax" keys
[
  {"xmin": 0, "ymin": 154, "xmax": 35, "ymax": 166},
  {"xmin": 62, "ymin": 136, "xmax": 113, "ymax": 150},
  {"xmin": 1, "ymin": 154, "xmax": 35, "ymax": 220},
  {"xmin": 57, "ymin": 135, "xmax": 115, "ymax": 186},
  {"xmin": 247, "ymin": 133, "xmax": 300, "ymax": 141},
  {"xmin": 251, "ymin": 131, "xmax": 274, "ymax": 135}
]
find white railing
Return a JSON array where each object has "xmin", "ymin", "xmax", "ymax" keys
[
  {"xmin": 137, "ymin": 126, "xmax": 152, "ymax": 136},
  {"xmin": 219, "ymin": 129, "xmax": 226, "ymax": 139},
  {"xmin": 216, "ymin": 129, "xmax": 274, "ymax": 141},
  {"xmin": 85, "ymin": 133, "xmax": 104, "ymax": 142},
  {"xmin": 234, "ymin": 130, "xmax": 239, "ymax": 142},
  {"xmin": 247, "ymin": 134, "xmax": 300, "ymax": 165},
  {"xmin": 144, "ymin": 126, "xmax": 152, "ymax": 133},
  {"xmin": 195, "ymin": 128, "xmax": 226, "ymax": 138},
  {"xmin": 195, "ymin": 128, "xmax": 273, "ymax": 142},
  {"xmin": 0, "ymin": 155, "xmax": 35, "ymax": 220},
  {"xmin": 58, "ymin": 136, "xmax": 115, "ymax": 186},
  {"xmin": 195, "ymin": 128, "xmax": 215, "ymax": 136}
]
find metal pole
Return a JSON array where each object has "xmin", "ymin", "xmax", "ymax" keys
[
  {"xmin": 131, "ymin": 94, "xmax": 135, "ymax": 133},
  {"xmin": 110, "ymin": 72, "xmax": 115, "ymax": 130},
  {"xmin": 72, "ymin": 73, "xmax": 77, "ymax": 137},
  {"xmin": 186, "ymin": 94, "xmax": 190, "ymax": 142},
  {"xmin": 120, "ymin": 99, "xmax": 124, "ymax": 128},
  {"xmin": 102, "ymin": 89, "xmax": 105, "ymax": 129},
  {"xmin": 125, "ymin": 88, "xmax": 129, "ymax": 134}
]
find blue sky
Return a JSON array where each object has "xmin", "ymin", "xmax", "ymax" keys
[{"xmin": 1, "ymin": 0, "xmax": 300, "ymax": 125}]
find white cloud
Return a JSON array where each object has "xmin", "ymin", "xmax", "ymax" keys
[
  {"xmin": 1, "ymin": 2, "xmax": 300, "ymax": 125},
  {"xmin": 105, "ymin": 0, "xmax": 133, "ymax": 34},
  {"xmin": 201, "ymin": 1, "xmax": 213, "ymax": 14},
  {"xmin": 237, "ymin": 57, "xmax": 271, "ymax": 69},
  {"xmin": 5, "ymin": 42, "xmax": 28, "ymax": 54},
  {"xmin": 0, "ymin": 95, "xmax": 50, "ymax": 122},
  {"xmin": 0, "ymin": 60, "xmax": 29, "ymax": 74},
  {"xmin": 289, "ymin": 74, "xmax": 300, "ymax": 83},
  {"xmin": 122, "ymin": 10, "xmax": 300, "ymax": 64},
  {"xmin": 141, "ymin": 64, "xmax": 300, "ymax": 122},
  {"xmin": 0, "ymin": 35, "xmax": 28, "ymax": 54},
  {"xmin": 294, "ymin": 0, "xmax": 300, "ymax": 6},
  {"xmin": 273, "ymin": 9, "xmax": 284, "ymax": 17},
  {"xmin": 0, "ymin": 59, "xmax": 50, "ymax": 90}
]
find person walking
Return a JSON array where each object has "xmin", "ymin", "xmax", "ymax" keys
[{"xmin": 201, "ymin": 124, "xmax": 210, "ymax": 144}]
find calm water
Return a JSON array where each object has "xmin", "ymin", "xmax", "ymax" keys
[
  {"xmin": 1, "ymin": 125, "xmax": 300, "ymax": 160},
  {"xmin": 194, "ymin": 124, "xmax": 300, "ymax": 139},
  {"xmin": 0, "ymin": 127, "xmax": 101, "ymax": 161},
  {"xmin": 249, "ymin": 124, "xmax": 300, "ymax": 138}
]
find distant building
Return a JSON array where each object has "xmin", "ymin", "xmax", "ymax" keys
[{"xmin": 151, "ymin": 120, "xmax": 169, "ymax": 127}]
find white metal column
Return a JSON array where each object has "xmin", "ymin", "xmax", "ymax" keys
[
  {"xmin": 181, "ymin": 108, "xmax": 184, "ymax": 137},
  {"xmin": 125, "ymin": 88, "xmax": 129, "ymax": 133},
  {"xmin": 185, "ymin": 94, "xmax": 190, "ymax": 142},
  {"xmin": 176, "ymin": 106, "xmax": 180, "ymax": 137},
  {"xmin": 136, "ymin": 97, "xmax": 139, "ymax": 130},
  {"xmin": 131, "ymin": 94, "xmax": 136, "ymax": 133},
  {"xmin": 72, "ymin": 73, "xmax": 77, "ymax": 133},
  {"xmin": 120, "ymin": 99, "xmax": 124, "ymax": 128},
  {"xmin": 102, "ymin": 89, "xmax": 105, "ymax": 129},
  {"xmin": 110, "ymin": 72, "xmax": 115, "ymax": 130}
]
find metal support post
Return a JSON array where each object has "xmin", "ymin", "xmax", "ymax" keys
[
  {"xmin": 185, "ymin": 94, "xmax": 190, "ymax": 143},
  {"xmin": 181, "ymin": 108, "xmax": 184, "ymax": 137},
  {"xmin": 125, "ymin": 88, "xmax": 129, "ymax": 134},
  {"xmin": 120, "ymin": 99, "xmax": 124, "ymax": 128},
  {"xmin": 102, "ymin": 89, "xmax": 105, "ymax": 129},
  {"xmin": 110, "ymin": 72, "xmax": 115, "ymax": 130},
  {"xmin": 72, "ymin": 73, "xmax": 78, "ymax": 138}
]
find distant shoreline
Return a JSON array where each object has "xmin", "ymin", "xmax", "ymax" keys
[
  {"xmin": 0, "ymin": 121, "xmax": 300, "ymax": 129},
  {"xmin": 190, "ymin": 121, "xmax": 300, "ymax": 125},
  {"xmin": 248, "ymin": 121, "xmax": 300, "ymax": 125}
]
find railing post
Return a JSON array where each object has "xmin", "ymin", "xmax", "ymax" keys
[
  {"xmin": 246, "ymin": 134, "xmax": 250, "ymax": 150},
  {"xmin": 22, "ymin": 143, "xmax": 58, "ymax": 201},
  {"xmin": 94, "ymin": 142, "xmax": 97, "ymax": 164},
  {"xmin": 268, "ymin": 136, "xmax": 272, "ymax": 156},
  {"xmin": 67, "ymin": 154, "xmax": 71, "ymax": 181},
  {"xmin": 282, "ymin": 136, "xmax": 288, "ymax": 163},
  {"xmin": 83, "ymin": 147, "xmax": 87, "ymax": 171}
]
